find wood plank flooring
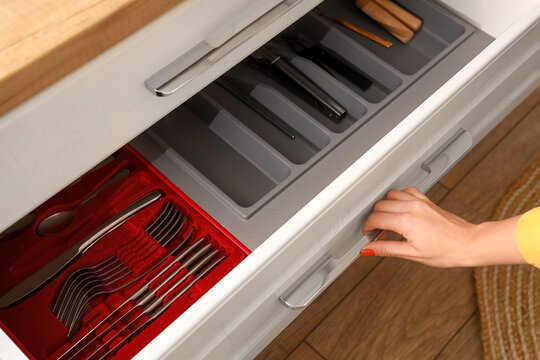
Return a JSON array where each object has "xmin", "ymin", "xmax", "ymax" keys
[{"xmin": 256, "ymin": 85, "xmax": 540, "ymax": 360}]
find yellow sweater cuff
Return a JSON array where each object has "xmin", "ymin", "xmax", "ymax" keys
[{"xmin": 516, "ymin": 207, "xmax": 540, "ymax": 268}]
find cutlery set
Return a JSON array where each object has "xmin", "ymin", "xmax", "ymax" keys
[
  {"xmin": 56, "ymin": 203, "xmax": 224, "ymax": 360},
  {"xmin": 0, "ymin": 146, "xmax": 249, "ymax": 359},
  {"xmin": 51, "ymin": 200, "xmax": 189, "ymax": 339}
]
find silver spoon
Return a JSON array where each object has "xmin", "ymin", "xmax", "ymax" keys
[
  {"xmin": 0, "ymin": 155, "xmax": 117, "ymax": 240},
  {"xmin": 37, "ymin": 168, "xmax": 131, "ymax": 236}
]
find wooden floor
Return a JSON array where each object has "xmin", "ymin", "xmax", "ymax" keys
[{"xmin": 256, "ymin": 85, "xmax": 540, "ymax": 360}]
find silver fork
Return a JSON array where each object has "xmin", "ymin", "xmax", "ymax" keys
[
  {"xmin": 52, "ymin": 201, "xmax": 185, "ymax": 335},
  {"xmin": 51, "ymin": 204, "xmax": 176, "ymax": 321},
  {"xmin": 65, "ymin": 226, "xmax": 195, "ymax": 339},
  {"xmin": 62, "ymin": 202, "xmax": 187, "ymax": 337},
  {"xmin": 62, "ymin": 262, "xmax": 133, "ymax": 337},
  {"xmin": 52, "ymin": 205, "xmax": 170, "ymax": 325},
  {"xmin": 52, "ymin": 257, "xmax": 119, "ymax": 317},
  {"xmin": 92, "ymin": 253, "xmax": 226, "ymax": 360},
  {"xmin": 59, "ymin": 235, "xmax": 214, "ymax": 360}
]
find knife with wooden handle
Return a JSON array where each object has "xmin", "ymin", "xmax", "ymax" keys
[
  {"xmin": 373, "ymin": 0, "xmax": 422, "ymax": 32},
  {"xmin": 332, "ymin": 17, "xmax": 393, "ymax": 48},
  {"xmin": 0, "ymin": 190, "xmax": 162, "ymax": 309},
  {"xmin": 355, "ymin": 0, "xmax": 414, "ymax": 44}
]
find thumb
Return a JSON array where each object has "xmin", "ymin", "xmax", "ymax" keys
[{"xmin": 360, "ymin": 240, "xmax": 417, "ymax": 259}]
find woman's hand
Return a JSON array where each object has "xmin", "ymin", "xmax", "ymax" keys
[{"xmin": 360, "ymin": 187, "xmax": 526, "ymax": 268}]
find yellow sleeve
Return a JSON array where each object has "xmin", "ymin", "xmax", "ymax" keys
[{"xmin": 516, "ymin": 207, "xmax": 540, "ymax": 268}]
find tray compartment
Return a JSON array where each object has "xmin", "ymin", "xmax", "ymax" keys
[
  {"xmin": 201, "ymin": 81, "xmax": 330, "ymax": 164},
  {"xmin": 290, "ymin": 16, "xmax": 403, "ymax": 104},
  {"xmin": 150, "ymin": 93, "xmax": 291, "ymax": 208}
]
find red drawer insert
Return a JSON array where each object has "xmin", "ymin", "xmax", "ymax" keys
[{"xmin": 0, "ymin": 145, "xmax": 249, "ymax": 359}]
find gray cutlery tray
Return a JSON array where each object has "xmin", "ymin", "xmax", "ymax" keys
[{"xmin": 133, "ymin": 0, "xmax": 485, "ymax": 225}]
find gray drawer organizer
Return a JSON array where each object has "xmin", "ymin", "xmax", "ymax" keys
[{"xmin": 131, "ymin": 0, "xmax": 493, "ymax": 250}]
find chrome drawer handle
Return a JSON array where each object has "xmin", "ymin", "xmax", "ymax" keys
[
  {"xmin": 414, "ymin": 130, "xmax": 472, "ymax": 192},
  {"xmin": 279, "ymin": 254, "xmax": 332, "ymax": 310},
  {"xmin": 279, "ymin": 230, "xmax": 382, "ymax": 310},
  {"xmin": 145, "ymin": 0, "xmax": 305, "ymax": 97}
]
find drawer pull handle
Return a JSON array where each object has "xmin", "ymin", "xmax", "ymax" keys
[
  {"xmin": 145, "ymin": 0, "xmax": 304, "ymax": 97},
  {"xmin": 279, "ymin": 230, "xmax": 384, "ymax": 310},
  {"xmin": 279, "ymin": 254, "xmax": 333, "ymax": 310},
  {"xmin": 415, "ymin": 130, "xmax": 472, "ymax": 192}
]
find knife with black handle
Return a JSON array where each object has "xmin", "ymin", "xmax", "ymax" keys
[
  {"xmin": 298, "ymin": 44, "xmax": 373, "ymax": 91},
  {"xmin": 278, "ymin": 32, "xmax": 372, "ymax": 91},
  {"xmin": 215, "ymin": 77, "xmax": 297, "ymax": 140},
  {"xmin": 251, "ymin": 46, "xmax": 347, "ymax": 122},
  {"xmin": 0, "ymin": 190, "xmax": 162, "ymax": 309}
]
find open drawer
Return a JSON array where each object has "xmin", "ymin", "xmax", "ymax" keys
[{"xmin": 0, "ymin": 0, "xmax": 539, "ymax": 359}]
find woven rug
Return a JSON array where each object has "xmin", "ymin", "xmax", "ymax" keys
[{"xmin": 475, "ymin": 157, "xmax": 540, "ymax": 360}]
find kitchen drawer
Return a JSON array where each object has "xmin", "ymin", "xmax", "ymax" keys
[
  {"xmin": 1, "ymin": 0, "xmax": 539, "ymax": 359},
  {"xmin": 133, "ymin": 4, "xmax": 539, "ymax": 359}
]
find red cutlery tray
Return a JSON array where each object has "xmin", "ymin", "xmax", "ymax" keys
[{"xmin": 0, "ymin": 145, "xmax": 249, "ymax": 359}]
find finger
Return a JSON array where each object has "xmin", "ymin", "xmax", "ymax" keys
[
  {"xmin": 362, "ymin": 211, "xmax": 411, "ymax": 235},
  {"xmin": 373, "ymin": 199, "xmax": 416, "ymax": 213},
  {"xmin": 386, "ymin": 189, "xmax": 417, "ymax": 201},
  {"xmin": 361, "ymin": 240, "xmax": 418, "ymax": 258},
  {"xmin": 402, "ymin": 187, "xmax": 430, "ymax": 201}
]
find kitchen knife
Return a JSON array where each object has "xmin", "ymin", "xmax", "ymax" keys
[
  {"xmin": 287, "ymin": 37, "xmax": 372, "ymax": 91},
  {"xmin": 215, "ymin": 77, "xmax": 297, "ymax": 140},
  {"xmin": 250, "ymin": 46, "xmax": 347, "ymax": 122},
  {"xmin": 0, "ymin": 190, "xmax": 162, "ymax": 309}
]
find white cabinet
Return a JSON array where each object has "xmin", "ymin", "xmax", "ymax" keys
[{"xmin": 0, "ymin": 0, "xmax": 539, "ymax": 359}]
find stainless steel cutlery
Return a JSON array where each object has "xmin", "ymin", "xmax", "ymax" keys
[
  {"xmin": 56, "ymin": 202, "xmax": 226, "ymax": 360},
  {"xmin": 215, "ymin": 77, "xmax": 298, "ymax": 140},
  {"xmin": 250, "ymin": 46, "xmax": 347, "ymax": 122},
  {"xmin": 38, "ymin": 168, "xmax": 131, "ymax": 236},
  {"xmin": 0, "ymin": 190, "xmax": 162, "ymax": 309},
  {"xmin": 52, "ymin": 200, "xmax": 188, "ymax": 338}
]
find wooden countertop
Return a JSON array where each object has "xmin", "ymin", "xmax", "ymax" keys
[{"xmin": 0, "ymin": 0, "xmax": 185, "ymax": 117}]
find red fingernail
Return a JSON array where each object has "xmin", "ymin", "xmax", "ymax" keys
[{"xmin": 360, "ymin": 249, "xmax": 375, "ymax": 257}]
